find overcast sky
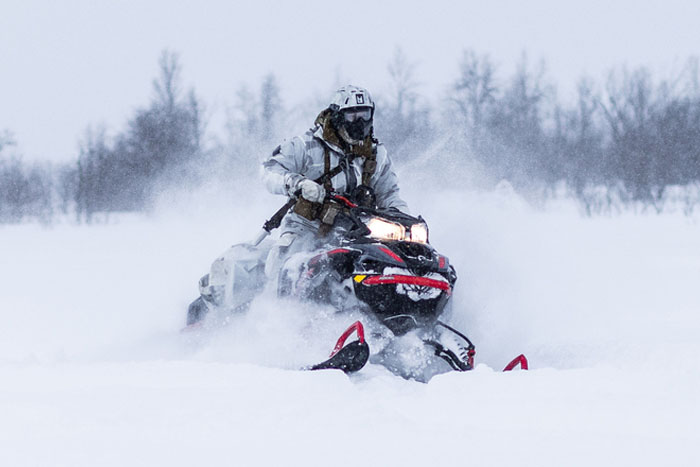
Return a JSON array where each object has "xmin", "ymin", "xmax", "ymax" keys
[{"xmin": 2, "ymin": 0, "xmax": 699, "ymax": 162}]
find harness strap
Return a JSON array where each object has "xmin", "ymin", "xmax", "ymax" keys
[
  {"xmin": 321, "ymin": 138, "xmax": 377, "ymax": 191},
  {"xmin": 361, "ymin": 144, "xmax": 377, "ymax": 186},
  {"xmin": 323, "ymin": 145, "xmax": 333, "ymax": 192}
]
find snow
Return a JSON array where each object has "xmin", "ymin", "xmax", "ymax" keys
[{"xmin": 1, "ymin": 187, "xmax": 699, "ymax": 466}]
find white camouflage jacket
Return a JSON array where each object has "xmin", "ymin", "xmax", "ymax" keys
[{"xmin": 262, "ymin": 125, "xmax": 408, "ymax": 212}]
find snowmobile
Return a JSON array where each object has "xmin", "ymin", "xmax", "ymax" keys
[{"xmin": 186, "ymin": 186, "xmax": 527, "ymax": 380}]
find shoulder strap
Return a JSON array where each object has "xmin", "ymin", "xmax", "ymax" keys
[
  {"xmin": 361, "ymin": 143, "xmax": 377, "ymax": 186},
  {"xmin": 323, "ymin": 145, "xmax": 333, "ymax": 192}
]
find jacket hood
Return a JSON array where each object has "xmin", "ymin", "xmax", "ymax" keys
[{"xmin": 314, "ymin": 108, "xmax": 374, "ymax": 158}]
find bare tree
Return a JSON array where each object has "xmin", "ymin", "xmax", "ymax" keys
[
  {"xmin": 0, "ymin": 130, "xmax": 15, "ymax": 154},
  {"xmin": 56, "ymin": 163, "xmax": 78, "ymax": 216},
  {"xmin": 260, "ymin": 73, "xmax": 282, "ymax": 142},
  {"xmin": 386, "ymin": 47, "xmax": 418, "ymax": 120},
  {"xmin": 451, "ymin": 49, "xmax": 497, "ymax": 144},
  {"xmin": 598, "ymin": 67, "xmax": 656, "ymax": 200},
  {"xmin": 153, "ymin": 50, "xmax": 182, "ymax": 112},
  {"xmin": 484, "ymin": 53, "xmax": 554, "ymax": 186},
  {"xmin": 379, "ymin": 48, "xmax": 432, "ymax": 159},
  {"xmin": 230, "ymin": 85, "xmax": 259, "ymax": 138}
]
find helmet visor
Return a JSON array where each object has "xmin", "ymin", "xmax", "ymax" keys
[{"xmin": 342, "ymin": 107, "xmax": 372, "ymax": 123}]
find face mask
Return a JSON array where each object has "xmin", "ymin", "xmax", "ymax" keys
[{"xmin": 344, "ymin": 118, "xmax": 372, "ymax": 141}]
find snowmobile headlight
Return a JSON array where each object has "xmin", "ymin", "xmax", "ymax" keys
[
  {"xmin": 366, "ymin": 217, "xmax": 406, "ymax": 241},
  {"xmin": 410, "ymin": 223, "xmax": 429, "ymax": 244}
]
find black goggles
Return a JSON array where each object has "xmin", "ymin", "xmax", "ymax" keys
[{"xmin": 342, "ymin": 107, "xmax": 372, "ymax": 123}]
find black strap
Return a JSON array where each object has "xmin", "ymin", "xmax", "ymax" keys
[
  {"xmin": 322, "ymin": 161, "xmax": 345, "ymax": 186},
  {"xmin": 340, "ymin": 155, "xmax": 358, "ymax": 193},
  {"xmin": 262, "ymin": 163, "xmax": 346, "ymax": 233},
  {"xmin": 323, "ymin": 146, "xmax": 333, "ymax": 192},
  {"xmin": 361, "ymin": 144, "xmax": 377, "ymax": 186}
]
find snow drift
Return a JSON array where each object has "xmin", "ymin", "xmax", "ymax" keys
[{"xmin": 1, "ymin": 184, "xmax": 699, "ymax": 466}]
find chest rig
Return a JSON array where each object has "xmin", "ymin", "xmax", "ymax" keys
[{"xmin": 293, "ymin": 136, "xmax": 377, "ymax": 231}]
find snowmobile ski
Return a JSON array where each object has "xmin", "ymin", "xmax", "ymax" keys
[
  {"xmin": 423, "ymin": 320, "xmax": 476, "ymax": 371},
  {"xmin": 503, "ymin": 354, "xmax": 529, "ymax": 371},
  {"xmin": 308, "ymin": 321, "xmax": 370, "ymax": 373}
]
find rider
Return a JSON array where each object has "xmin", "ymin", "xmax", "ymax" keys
[{"xmin": 262, "ymin": 85, "xmax": 408, "ymax": 277}]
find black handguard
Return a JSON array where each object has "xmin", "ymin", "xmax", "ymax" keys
[{"xmin": 262, "ymin": 197, "xmax": 297, "ymax": 233}]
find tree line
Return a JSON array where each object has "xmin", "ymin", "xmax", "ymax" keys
[
  {"xmin": 383, "ymin": 50, "xmax": 700, "ymax": 214},
  {"xmin": 2, "ymin": 48, "xmax": 700, "ymax": 223}
]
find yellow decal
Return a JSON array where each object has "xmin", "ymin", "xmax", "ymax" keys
[{"xmin": 354, "ymin": 275, "xmax": 367, "ymax": 283}]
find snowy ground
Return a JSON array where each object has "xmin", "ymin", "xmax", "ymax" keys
[{"xmin": 2, "ymin": 187, "xmax": 699, "ymax": 466}]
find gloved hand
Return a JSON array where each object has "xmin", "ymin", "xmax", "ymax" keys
[
  {"xmin": 285, "ymin": 174, "xmax": 326, "ymax": 203},
  {"xmin": 297, "ymin": 179, "xmax": 326, "ymax": 203}
]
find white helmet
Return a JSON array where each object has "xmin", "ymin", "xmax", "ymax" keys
[
  {"xmin": 329, "ymin": 85, "xmax": 375, "ymax": 144},
  {"xmin": 329, "ymin": 85, "xmax": 375, "ymax": 112}
]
